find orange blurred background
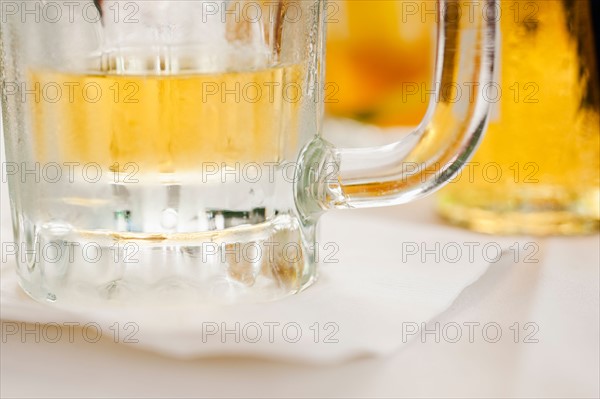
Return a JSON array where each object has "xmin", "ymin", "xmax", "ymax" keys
[{"xmin": 325, "ymin": 0, "xmax": 435, "ymax": 126}]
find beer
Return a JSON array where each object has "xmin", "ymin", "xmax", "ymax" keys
[
  {"xmin": 29, "ymin": 64, "xmax": 303, "ymax": 171},
  {"xmin": 20, "ymin": 62, "xmax": 308, "ymax": 238},
  {"xmin": 437, "ymin": 0, "xmax": 600, "ymax": 235}
]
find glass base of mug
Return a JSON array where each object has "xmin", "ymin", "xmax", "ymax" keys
[
  {"xmin": 14, "ymin": 214, "xmax": 317, "ymax": 306},
  {"xmin": 437, "ymin": 199, "xmax": 600, "ymax": 236}
]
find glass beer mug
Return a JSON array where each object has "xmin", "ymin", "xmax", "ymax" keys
[
  {"xmin": 437, "ymin": 0, "xmax": 600, "ymax": 235},
  {"xmin": 1, "ymin": 0, "xmax": 496, "ymax": 304}
]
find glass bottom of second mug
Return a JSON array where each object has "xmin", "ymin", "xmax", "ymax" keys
[
  {"xmin": 15, "ymin": 214, "xmax": 318, "ymax": 306},
  {"xmin": 437, "ymin": 196, "xmax": 600, "ymax": 236}
]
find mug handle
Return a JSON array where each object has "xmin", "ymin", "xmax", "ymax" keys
[{"xmin": 297, "ymin": 0, "xmax": 498, "ymax": 221}]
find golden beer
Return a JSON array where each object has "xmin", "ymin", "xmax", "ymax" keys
[
  {"xmin": 29, "ymin": 65, "xmax": 303, "ymax": 172},
  {"xmin": 437, "ymin": 0, "xmax": 600, "ymax": 235}
]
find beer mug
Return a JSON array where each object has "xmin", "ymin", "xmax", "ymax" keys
[
  {"xmin": 437, "ymin": 0, "xmax": 599, "ymax": 235},
  {"xmin": 1, "ymin": 0, "xmax": 496, "ymax": 304}
]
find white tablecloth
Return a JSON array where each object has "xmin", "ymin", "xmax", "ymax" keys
[{"xmin": 2, "ymin": 196, "xmax": 599, "ymax": 398}]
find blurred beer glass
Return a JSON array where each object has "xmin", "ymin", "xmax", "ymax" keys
[
  {"xmin": 325, "ymin": 0, "xmax": 435, "ymax": 126},
  {"xmin": 437, "ymin": 0, "xmax": 599, "ymax": 235}
]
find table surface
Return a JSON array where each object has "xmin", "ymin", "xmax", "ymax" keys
[{"xmin": 1, "ymin": 197, "xmax": 599, "ymax": 398}]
